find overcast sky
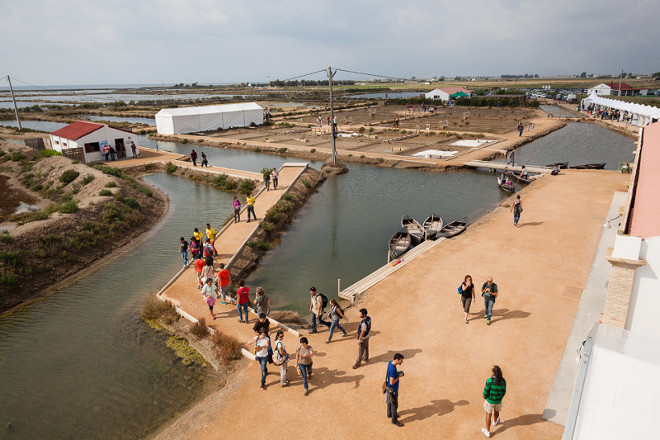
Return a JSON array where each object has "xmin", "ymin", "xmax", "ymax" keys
[{"xmin": 1, "ymin": 0, "xmax": 658, "ymax": 86}]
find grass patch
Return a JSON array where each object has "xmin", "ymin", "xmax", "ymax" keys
[
  {"xmin": 122, "ymin": 197, "xmax": 140, "ymax": 209},
  {"xmin": 11, "ymin": 152, "xmax": 26, "ymax": 162},
  {"xmin": 278, "ymin": 147, "xmax": 288, "ymax": 154},
  {"xmin": 0, "ymin": 270, "xmax": 17, "ymax": 291},
  {"xmin": 190, "ymin": 318, "xmax": 210, "ymax": 338},
  {"xmin": 40, "ymin": 149, "xmax": 62, "ymax": 157},
  {"xmin": 59, "ymin": 170, "xmax": 80, "ymax": 184},
  {"xmin": 99, "ymin": 189, "xmax": 112, "ymax": 196},
  {"xmin": 166, "ymin": 162, "xmax": 177, "ymax": 174},
  {"xmin": 166, "ymin": 334, "xmax": 206, "ymax": 366},
  {"xmin": 81, "ymin": 175, "xmax": 95, "ymax": 185},
  {"xmin": 213, "ymin": 331, "xmax": 243, "ymax": 364},
  {"xmin": 302, "ymin": 179, "xmax": 311, "ymax": 188},
  {"xmin": 281, "ymin": 192, "xmax": 295, "ymax": 201},
  {"xmin": 105, "ymin": 181, "xmax": 117, "ymax": 188},
  {"xmin": 257, "ymin": 239, "xmax": 269, "ymax": 251},
  {"xmin": 27, "ymin": 211, "xmax": 49, "ymax": 222},
  {"xmin": 0, "ymin": 231, "xmax": 12, "ymax": 243},
  {"xmin": 59, "ymin": 200, "xmax": 79, "ymax": 214},
  {"xmin": 214, "ymin": 174, "xmax": 228, "ymax": 187},
  {"xmin": 0, "ymin": 251, "xmax": 21, "ymax": 267},
  {"xmin": 141, "ymin": 294, "xmax": 180, "ymax": 324}
]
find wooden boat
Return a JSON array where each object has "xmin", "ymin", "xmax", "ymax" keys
[
  {"xmin": 388, "ymin": 229, "xmax": 411, "ymax": 261},
  {"xmin": 498, "ymin": 176, "xmax": 515, "ymax": 193},
  {"xmin": 437, "ymin": 217, "xmax": 468, "ymax": 238},
  {"xmin": 401, "ymin": 215, "xmax": 425, "ymax": 244},
  {"xmin": 512, "ymin": 172, "xmax": 534, "ymax": 184},
  {"xmin": 546, "ymin": 162, "xmax": 569, "ymax": 169},
  {"xmin": 422, "ymin": 214, "xmax": 443, "ymax": 240},
  {"xmin": 570, "ymin": 162, "xmax": 606, "ymax": 170}
]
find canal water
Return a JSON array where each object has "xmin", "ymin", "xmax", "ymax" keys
[{"xmin": 0, "ymin": 174, "xmax": 235, "ymax": 440}]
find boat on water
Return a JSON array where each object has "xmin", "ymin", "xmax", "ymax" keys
[
  {"xmin": 422, "ymin": 214, "xmax": 443, "ymax": 240},
  {"xmin": 498, "ymin": 176, "xmax": 515, "ymax": 193},
  {"xmin": 437, "ymin": 217, "xmax": 468, "ymax": 238},
  {"xmin": 388, "ymin": 229, "xmax": 411, "ymax": 261},
  {"xmin": 512, "ymin": 172, "xmax": 534, "ymax": 184},
  {"xmin": 401, "ymin": 215, "xmax": 425, "ymax": 244},
  {"xmin": 570, "ymin": 162, "xmax": 606, "ymax": 170},
  {"xmin": 546, "ymin": 162, "xmax": 569, "ymax": 169}
]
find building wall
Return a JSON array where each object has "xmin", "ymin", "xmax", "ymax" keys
[
  {"xmin": 425, "ymin": 89, "xmax": 449, "ymax": 101},
  {"xmin": 627, "ymin": 236, "xmax": 660, "ymax": 334}
]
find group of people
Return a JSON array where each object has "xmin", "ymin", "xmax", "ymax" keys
[
  {"xmin": 261, "ymin": 168, "xmax": 279, "ymax": 191},
  {"xmin": 189, "ymin": 149, "xmax": 209, "ymax": 167},
  {"xmin": 103, "ymin": 141, "xmax": 137, "ymax": 161},
  {"xmin": 458, "ymin": 276, "xmax": 499, "ymax": 325}
]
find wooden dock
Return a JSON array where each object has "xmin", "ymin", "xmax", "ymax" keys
[{"xmin": 465, "ymin": 160, "xmax": 554, "ymax": 173}]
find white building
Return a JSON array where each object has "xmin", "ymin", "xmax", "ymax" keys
[
  {"xmin": 50, "ymin": 121, "xmax": 138, "ymax": 163},
  {"xmin": 586, "ymin": 82, "xmax": 640, "ymax": 96},
  {"xmin": 424, "ymin": 87, "xmax": 471, "ymax": 102},
  {"xmin": 155, "ymin": 102, "xmax": 264, "ymax": 135}
]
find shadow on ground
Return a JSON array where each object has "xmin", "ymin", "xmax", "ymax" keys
[{"xmin": 399, "ymin": 399, "xmax": 469, "ymax": 424}]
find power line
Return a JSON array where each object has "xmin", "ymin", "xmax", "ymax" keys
[
  {"xmin": 334, "ymin": 68, "xmax": 405, "ymax": 81},
  {"xmin": 278, "ymin": 69, "xmax": 327, "ymax": 82}
]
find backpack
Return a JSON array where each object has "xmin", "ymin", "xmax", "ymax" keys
[
  {"xmin": 273, "ymin": 341, "xmax": 285, "ymax": 366},
  {"xmin": 203, "ymin": 246, "xmax": 213, "ymax": 258},
  {"xmin": 319, "ymin": 293, "xmax": 328, "ymax": 310}
]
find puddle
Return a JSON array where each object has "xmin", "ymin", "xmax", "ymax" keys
[{"xmin": 14, "ymin": 202, "xmax": 40, "ymax": 214}]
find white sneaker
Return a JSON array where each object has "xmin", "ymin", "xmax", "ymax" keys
[
  {"xmin": 493, "ymin": 418, "xmax": 500, "ymax": 426},
  {"xmin": 482, "ymin": 428, "xmax": 491, "ymax": 438}
]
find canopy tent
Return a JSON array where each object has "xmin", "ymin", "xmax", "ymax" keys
[
  {"xmin": 155, "ymin": 103, "xmax": 264, "ymax": 134},
  {"xmin": 581, "ymin": 93, "xmax": 660, "ymax": 126},
  {"xmin": 450, "ymin": 91, "xmax": 469, "ymax": 99}
]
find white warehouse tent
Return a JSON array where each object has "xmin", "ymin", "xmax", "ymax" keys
[
  {"xmin": 581, "ymin": 93, "xmax": 660, "ymax": 127},
  {"xmin": 155, "ymin": 102, "xmax": 264, "ymax": 134}
]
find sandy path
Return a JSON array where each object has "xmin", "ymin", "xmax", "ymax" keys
[{"xmin": 156, "ymin": 169, "xmax": 626, "ymax": 439}]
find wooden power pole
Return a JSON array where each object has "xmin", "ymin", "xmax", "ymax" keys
[
  {"xmin": 328, "ymin": 66, "xmax": 336, "ymax": 165},
  {"xmin": 7, "ymin": 76, "xmax": 22, "ymax": 130}
]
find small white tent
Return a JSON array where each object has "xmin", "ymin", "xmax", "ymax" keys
[
  {"xmin": 155, "ymin": 103, "xmax": 264, "ymax": 134},
  {"xmin": 581, "ymin": 94, "xmax": 660, "ymax": 126}
]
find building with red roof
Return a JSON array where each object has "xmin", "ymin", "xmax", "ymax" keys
[
  {"xmin": 424, "ymin": 86, "xmax": 471, "ymax": 102},
  {"xmin": 587, "ymin": 82, "xmax": 645, "ymax": 96},
  {"xmin": 49, "ymin": 121, "xmax": 139, "ymax": 163}
]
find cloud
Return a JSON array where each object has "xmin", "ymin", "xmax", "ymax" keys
[{"xmin": 0, "ymin": 0, "xmax": 658, "ymax": 85}]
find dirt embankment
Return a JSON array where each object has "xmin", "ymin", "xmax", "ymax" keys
[{"xmin": 0, "ymin": 142, "xmax": 167, "ymax": 313}]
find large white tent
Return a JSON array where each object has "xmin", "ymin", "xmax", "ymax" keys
[
  {"xmin": 581, "ymin": 93, "xmax": 660, "ymax": 127},
  {"xmin": 155, "ymin": 102, "xmax": 264, "ymax": 134}
]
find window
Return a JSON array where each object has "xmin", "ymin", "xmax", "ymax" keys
[{"xmin": 84, "ymin": 142, "xmax": 100, "ymax": 153}]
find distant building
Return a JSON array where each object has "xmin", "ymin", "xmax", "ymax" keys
[
  {"xmin": 424, "ymin": 87, "xmax": 471, "ymax": 102},
  {"xmin": 587, "ymin": 82, "xmax": 641, "ymax": 96},
  {"xmin": 155, "ymin": 103, "xmax": 264, "ymax": 135},
  {"xmin": 50, "ymin": 121, "xmax": 138, "ymax": 163}
]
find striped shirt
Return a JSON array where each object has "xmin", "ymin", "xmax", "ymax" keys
[{"xmin": 483, "ymin": 377, "xmax": 506, "ymax": 404}]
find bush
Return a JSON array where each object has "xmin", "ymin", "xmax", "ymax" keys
[
  {"xmin": 27, "ymin": 211, "xmax": 49, "ymax": 222},
  {"xmin": 377, "ymin": 157, "xmax": 384, "ymax": 163},
  {"xmin": 40, "ymin": 150, "xmax": 62, "ymax": 157},
  {"xmin": 276, "ymin": 200, "xmax": 292, "ymax": 213},
  {"xmin": 264, "ymin": 208, "xmax": 281, "ymax": 223},
  {"xmin": 213, "ymin": 331, "xmax": 243, "ymax": 363},
  {"xmin": 278, "ymin": 147, "xmax": 288, "ymax": 154},
  {"xmin": 310, "ymin": 148, "xmax": 316, "ymax": 153},
  {"xmin": 246, "ymin": 241, "xmax": 256, "ymax": 248},
  {"xmin": 105, "ymin": 181, "xmax": 117, "ymax": 188},
  {"xmin": 260, "ymin": 221, "xmax": 275, "ymax": 232},
  {"xmin": 99, "ymin": 189, "xmax": 112, "ymax": 196},
  {"xmin": 59, "ymin": 200, "xmax": 79, "ymax": 214},
  {"xmin": 45, "ymin": 203, "xmax": 59, "ymax": 214},
  {"xmin": 141, "ymin": 294, "xmax": 179, "ymax": 322},
  {"xmin": 281, "ymin": 193, "xmax": 294, "ymax": 201},
  {"xmin": 0, "ymin": 270, "xmax": 17, "ymax": 290},
  {"xmin": 166, "ymin": 162, "xmax": 177, "ymax": 174},
  {"xmin": 257, "ymin": 239, "xmax": 269, "ymax": 251},
  {"xmin": 136, "ymin": 186, "xmax": 153, "ymax": 197},
  {"xmin": 0, "ymin": 251, "xmax": 21, "ymax": 267},
  {"xmin": 302, "ymin": 179, "xmax": 311, "ymax": 188},
  {"xmin": 359, "ymin": 127, "xmax": 365, "ymax": 133},
  {"xmin": 181, "ymin": 138, "xmax": 188, "ymax": 144},
  {"xmin": 238, "ymin": 179, "xmax": 255, "ymax": 194},
  {"xmin": 123, "ymin": 197, "xmax": 140, "ymax": 209},
  {"xmin": 11, "ymin": 152, "xmax": 26, "ymax": 161},
  {"xmin": 59, "ymin": 170, "xmax": 80, "ymax": 185},
  {"xmin": 0, "ymin": 232, "xmax": 12, "ymax": 243},
  {"xmin": 223, "ymin": 179, "xmax": 237, "ymax": 191},
  {"xmin": 190, "ymin": 318, "xmax": 210, "ymax": 338},
  {"xmin": 214, "ymin": 174, "xmax": 228, "ymax": 187}
]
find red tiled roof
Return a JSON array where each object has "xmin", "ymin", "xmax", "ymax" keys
[
  {"xmin": 51, "ymin": 121, "xmax": 104, "ymax": 140},
  {"xmin": 436, "ymin": 86, "xmax": 471, "ymax": 95},
  {"xmin": 604, "ymin": 82, "xmax": 638, "ymax": 91},
  {"xmin": 628, "ymin": 122, "xmax": 660, "ymax": 239}
]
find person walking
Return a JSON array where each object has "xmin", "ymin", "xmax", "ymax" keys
[
  {"xmin": 271, "ymin": 168, "xmax": 279, "ymax": 190},
  {"xmin": 217, "ymin": 262, "xmax": 231, "ymax": 304},
  {"xmin": 482, "ymin": 365, "xmax": 507, "ymax": 438},
  {"xmin": 246, "ymin": 193, "xmax": 256, "ymax": 223},
  {"xmin": 236, "ymin": 279, "xmax": 250, "ymax": 323},
  {"xmin": 481, "ymin": 277, "xmax": 499, "ymax": 325},
  {"xmin": 233, "ymin": 196, "xmax": 241, "ymax": 223},
  {"xmin": 194, "ymin": 257, "xmax": 205, "ymax": 289},
  {"xmin": 200, "ymin": 152, "xmax": 208, "ymax": 167},
  {"xmin": 295, "ymin": 337, "xmax": 314, "ymax": 396},
  {"xmin": 130, "ymin": 141, "xmax": 137, "ymax": 158},
  {"xmin": 274, "ymin": 330, "xmax": 290, "ymax": 387},
  {"xmin": 517, "ymin": 122, "xmax": 523, "ymax": 137},
  {"xmin": 201, "ymin": 277, "xmax": 217, "ymax": 320},
  {"xmin": 460, "ymin": 275, "xmax": 476, "ymax": 324},
  {"xmin": 308, "ymin": 287, "xmax": 330, "ymax": 333},
  {"xmin": 255, "ymin": 329, "xmax": 270, "ymax": 389},
  {"xmin": 179, "ymin": 237, "xmax": 189, "ymax": 267},
  {"xmin": 189, "ymin": 237, "xmax": 200, "ymax": 261},
  {"xmin": 192, "ymin": 228, "xmax": 203, "ymax": 250},
  {"xmin": 510, "ymin": 195, "xmax": 523, "ymax": 227},
  {"xmin": 190, "ymin": 149, "xmax": 198, "ymax": 166},
  {"xmin": 353, "ymin": 308, "xmax": 371, "ymax": 369},
  {"xmin": 252, "ymin": 313, "xmax": 270, "ymax": 337},
  {"xmin": 386, "ymin": 353, "xmax": 405, "ymax": 427},
  {"xmin": 254, "ymin": 287, "xmax": 271, "ymax": 317},
  {"xmin": 326, "ymin": 299, "xmax": 348, "ymax": 343},
  {"xmin": 263, "ymin": 169, "xmax": 271, "ymax": 191},
  {"xmin": 205, "ymin": 223, "xmax": 218, "ymax": 255},
  {"xmin": 202, "ymin": 239, "xmax": 214, "ymax": 261},
  {"xmin": 201, "ymin": 257, "xmax": 214, "ymax": 285}
]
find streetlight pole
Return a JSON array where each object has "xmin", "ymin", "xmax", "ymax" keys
[
  {"xmin": 7, "ymin": 76, "xmax": 22, "ymax": 130},
  {"xmin": 328, "ymin": 66, "xmax": 336, "ymax": 165}
]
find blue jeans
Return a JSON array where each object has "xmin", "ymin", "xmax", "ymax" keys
[
  {"xmin": 299, "ymin": 363, "xmax": 312, "ymax": 390},
  {"xmin": 247, "ymin": 205, "xmax": 256, "ymax": 221},
  {"xmin": 238, "ymin": 302, "xmax": 249, "ymax": 322},
  {"xmin": 514, "ymin": 212, "xmax": 520, "ymax": 225},
  {"xmin": 180, "ymin": 250, "xmax": 188, "ymax": 266},
  {"xmin": 484, "ymin": 297, "xmax": 495, "ymax": 320},
  {"xmin": 328, "ymin": 319, "xmax": 346, "ymax": 341},
  {"xmin": 258, "ymin": 356, "xmax": 268, "ymax": 386}
]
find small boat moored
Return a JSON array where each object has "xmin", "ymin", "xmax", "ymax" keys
[
  {"xmin": 437, "ymin": 217, "xmax": 468, "ymax": 238},
  {"xmin": 546, "ymin": 162, "xmax": 569, "ymax": 169},
  {"xmin": 401, "ymin": 215, "xmax": 425, "ymax": 244},
  {"xmin": 570, "ymin": 162, "xmax": 606, "ymax": 170},
  {"xmin": 498, "ymin": 176, "xmax": 515, "ymax": 193},
  {"xmin": 388, "ymin": 229, "xmax": 411, "ymax": 261},
  {"xmin": 512, "ymin": 172, "xmax": 534, "ymax": 184},
  {"xmin": 422, "ymin": 214, "xmax": 443, "ymax": 240}
]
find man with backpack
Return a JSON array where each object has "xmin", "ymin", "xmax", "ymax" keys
[
  {"xmin": 308, "ymin": 287, "xmax": 330, "ymax": 334},
  {"xmin": 353, "ymin": 308, "xmax": 371, "ymax": 369}
]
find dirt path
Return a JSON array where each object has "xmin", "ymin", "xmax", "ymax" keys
[{"xmin": 156, "ymin": 169, "xmax": 626, "ymax": 439}]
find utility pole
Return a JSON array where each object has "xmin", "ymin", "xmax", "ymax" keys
[
  {"xmin": 328, "ymin": 66, "xmax": 336, "ymax": 164},
  {"xmin": 7, "ymin": 76, "xmax": 22, "ymax": 130},
  {"xmin": 618, "ymin": 69, "xmax": 623, "ymax": 96}
]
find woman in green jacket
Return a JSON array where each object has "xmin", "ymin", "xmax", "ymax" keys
[{"xmin": 482, "ymin": 365, "xmax": 506, "ymax": 438}]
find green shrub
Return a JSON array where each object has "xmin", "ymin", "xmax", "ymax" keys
[
  {"xmin": 223, "ymin": 179, "xmax": 237, "ymax": 191},
  {"xmin": 281, "ymin": 193, "xmax": 294, "ymax": 201},
  {"xmin": 45, "ymin": 203, "xmax": 59, "ymax": 214},
  {"xmin": 0, "ymin": 270, "xmax": 17, "ymax": 290},
  {"xmin": 253, "ymin": 147, "xmax": 261, "ymax": 152},
  {"xmin": 238, "ymin": 179, "xmax": 255, "ymax": 194},
  {"xmin": 166, "ymin": 162, "xmax": 177, "ymax": 174},
  {"xmin": 246, "ymin": 241, "xmax": 256, "ymax": 248},
  {"xmin": 27, "ymin": 211, "xmax": 49, "ymax": 222},
  {"xmin": 123, "ymin": 197, "xmax": 140, "ymax": 209},
  {"xmin": 59, "ymin": 200, "xmax": 79, "ymax": 214},
  {"xmin": 302, "ymin": 179, "xmax": 311, "ymax": 188},
  {"xmin": 369, "ymin": 127, "xmax": 374, "ymax": 133},
  {"xmin": 0, "ymin": 232, "xmax": 12, "ymax": 243},
  {"xmin": 40, "ymin": 150, "xmax": 62, "ymax": 157},
  {"xmin": 377, "ymin": 157, "xmax": 384, "ymax": 163},
  {"xmin": 310, "ymin": 148, "xmax": 316, "ymax": 153},
  {"xmin": 82, "ymin": 221, "xmax": 93, "ymax": 230},
  {"xmin": 181, "ymin": 138, "xmax": 188, "ymax": 144},
  {"xmin": 99, "ymin": 189, "xmax": 112, "ymax": 196},
  {"xmin": 359, "ymin": 127, "xmax": 365, "ymax": 133},
  {"xmin": 276, "ymin": 200, "xmax": 292, "ymax": 213},
  {"xmin": 260, "ymin": 221, "xmax": 275, "ymax": 232},
  {"xmin": 136, "ymin": 186, "xmax": 152, "ymax": 197},
  {"xmin": 0, "ymin": 251, "xmax": 21, "ymax": 267},
  {"xmin": 105, "ymin": 181, "xmax": 117, "ymax": 188},
  {"xmin": 11, "ymin": 152, "xmax": 26, "ymax": 161},
  {"xmin": 360, "ymin": 155, "xmax": 365, "ymax": 158},
  {"xmin": 59, "ymin": 170, "xmax": 80, "ymax": 184},
  {"xmin": 81, "ymin": 175, "xmax": 95, "ymax": 185},
  {"xmin": 257, "ymin": 240, "xmax": 269, "ymax": 251},
  {"xmin": 264, "ymin": 208, "xmax": 281, "ymax": 223},
  {"xmin": 214, "ymin": 174, "xmax": 228, "ymax": 187},
  {"xmin": 278, "ymin": 147, "xmax": 288, "ymax": 154}
]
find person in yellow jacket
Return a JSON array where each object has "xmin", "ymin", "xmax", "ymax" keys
[
  {"xmin": 246, "ymin": 193, "xmax": 256, "ymax": 223},
  {"xmin": 205, "ymin": 223, "xmax": 217, "ymax": 255}
]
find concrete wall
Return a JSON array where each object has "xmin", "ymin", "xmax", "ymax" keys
[
  {"xmin": 587, "ymin": 84, "xmax": 612, "ymax": 96},
  {"xmin": 627, "ymin": 236, "xmax": 660, "ymax": 334}
]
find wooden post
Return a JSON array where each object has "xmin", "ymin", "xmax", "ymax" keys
[{"xmin": 337, "ymin": 278, "xmax": 341, "ymax": 296}]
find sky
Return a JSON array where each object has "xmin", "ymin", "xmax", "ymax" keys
[{"xmin": 0, "ymin": 0, "xmax": 658, "ymax": 86}]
